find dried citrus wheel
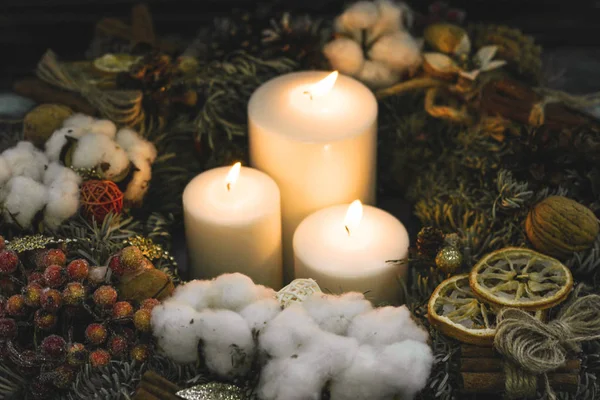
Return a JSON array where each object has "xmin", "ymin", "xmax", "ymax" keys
[
  {"xmin": 93, "ymin": 54, "xmax": 140, "ymax": 74},
  {"xmin": 428, "ymin": 274, "xmax": 497, "ymax": 346},
  {"xmin": 469, "ymin": 247, "xmax": 573, "ymax": 311}
]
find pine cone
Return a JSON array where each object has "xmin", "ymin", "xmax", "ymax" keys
[{"xmin": 416, "ymin": 227, "xmax": 445, "ymax": 259}]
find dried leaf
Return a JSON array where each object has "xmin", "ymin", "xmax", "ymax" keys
[{"xmin": 423, "ymin": 53, "xmax": 458, "ymax": 73}]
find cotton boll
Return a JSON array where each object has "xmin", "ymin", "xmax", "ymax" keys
[
  {"xmin": 43, "ymin": 162, "xmax": 82, "ymax": 186},
  {"xmin": 240, "ymin": 298, "xmax": 281, "ymax": 335},
  {"xmin": 196, "ymin": 309, "xmax": 255, "ymax": 378},
  {"xmin": 63, "ymin": 113, "xmax": 95, "ymax": 130},
  {"xmin": 380, "ymin": 340, "xmax": 433, "ymax": 399},
  {"xmin": 323, "ymin": 38, "xmax": 365, "ymax": 76},
  {"xmin": 259, "ymin": 305, "xmax": 321, "ymax": 358},
  {"xmin": 123, "ymin": 156, "xmax": 152, "ymax": 203},
  {"xmin": 369, "ymin": 31, "xmax": 422, "ymax": 73},
  {"xmin": 336, "ymin": 1, "xmax": 379, "ymax": 35},
  {"xmin": 348, "ymin": 306, "xmax": 429, "ymax": 346},
  {"xmin": 357, "ymin": 60, "xmax": 400, "ymax": 89},
  {"xmin": 255, "ymin": 284, "xmax": 277, "ymax": 300},
  {"xmin": 2, "ymin": 141, "xmax": 48, "ymax": 182},
  {"xmin": 116, "ymin": 128, "xmax": 158, "ymax": 164},
  {"xmin": 88, "ymin": 119, "xmax": 117, "ymax": 138},
  {"xmin": 368, "ymin": 0, "xmax": 405, "ymax": 42},
  {"xmin": 301, "ymin": 292, "xmax": 372, "ymax": 335},
  {"xmin": 44, "ymin": 179, "xmax": 80, "ymax": 230},
  {"xmin": 0, "ymin": 156, "xmax": 11, "ymax": 187},
  {"xmin": 71, "ymin": 133, "xmax": 129, "ymax": 180},
  {"xmin": 151, "ymin": 301, "xmax": 201, "ymax": 363},
  {"xmin": 209, "ymin": 273, "xmax": 262, "ymax": 311},
  {"xmin": 169, "ymin": 280, "xmax": 213, "ymax": 311},
  {"xmin": 1, "ymin": 176, "xmax": 47, "ymax": 229}
]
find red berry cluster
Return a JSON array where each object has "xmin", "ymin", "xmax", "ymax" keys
[{"xmin": 0, "ymin": 238, "xmax": 160, "ymax": 399}]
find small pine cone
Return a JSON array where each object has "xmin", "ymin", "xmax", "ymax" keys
[{"xmin": 416, "ymin": 227, "xmax": 445, "ymax": 259}]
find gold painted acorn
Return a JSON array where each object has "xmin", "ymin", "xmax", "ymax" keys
[{"xmin": 525, "ymin": 196, "xmax": 599, "ymax": 259}]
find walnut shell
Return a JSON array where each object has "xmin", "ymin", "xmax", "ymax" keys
[
  {"xmin": 118, "ymin": 260, "xmax": 174, "ymax": 301},
  {"xmin": 23, "ymin": 104, "xmax": 73, "ymax": 148}
]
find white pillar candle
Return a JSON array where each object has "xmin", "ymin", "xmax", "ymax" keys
[
  {"xmin": 248, "ymin": 71, "xmax": 378, "ymax": 282},
  {"xmin": 183, "ymin": 163, "xmax": 283, "ymax": 289},
  {"xmin": 293, "ymin": 201, "xmax": 409, "ymax": 305}
]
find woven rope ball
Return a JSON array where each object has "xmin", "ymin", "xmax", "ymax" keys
[
  {"xmin": 80, "ymin": 180, "xmax": 124, "ymax": 223},
  {"xmin": 276, "ymin": 278, "xmax": 322, "ymax": 308}
]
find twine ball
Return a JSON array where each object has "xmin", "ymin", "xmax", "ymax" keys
[
  {"xmin": 276, "ymin": 278, "xmax": 322, "ymax": 308},
  {"xmin": 80, "ymin": 180, "xmax": 124, "ymax": 223}
]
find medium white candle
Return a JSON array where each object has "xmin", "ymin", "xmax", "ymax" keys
[
  {"xmin": 183, "ymin": 163, "xmax": 283, "ymax": 289},
  {"xmin": 293, "ymin": 201, "xmax": 409, "ymax": 305},
  {"xmin": 248, "ymin": 71, "xmax": 378, "ymax": 282}
]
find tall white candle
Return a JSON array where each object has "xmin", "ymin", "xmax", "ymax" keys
[
  {"xmin": 248, "ymin": 71, "xmax": 378, "ymax": 282},
  {"xmin": 183, "ymin": 164, "xmax": 283, "ymax": 289},
  {"xmin": 293, "ymin": 201, "xmax": 409, "ymax": 305}
]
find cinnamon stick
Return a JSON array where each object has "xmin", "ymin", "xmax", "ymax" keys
[
  {"xmin": 131, "ymin": 3, "xmax": 156, "ymax": 46},
  {"xmin": 460, "ymin": 357, "xmax": 581, "ymax": 373},
  {"xmin": 141, "ymin": 370, "xmax": 180, "ymax": 393},
  {"xmin": 461, "ymin": 372, "xmax": 579, "ymax": 393},
  {"xmin": 133, "ymin": 387, "xmax": 161, "ymax": 400},
  {"xmin": 13, "ymin": 78, "xmax": 97, "ymax": 116},
  {"xmin": 138, "ymin": 381, "xmax": 182, "ymax": 400},
  {"xmin": 461, "ymin": 345, "xmax": 496, "ymax": 358},
  {"xmin": 95, "ymin": 18, "xmax": 179, "ymax": 53}
]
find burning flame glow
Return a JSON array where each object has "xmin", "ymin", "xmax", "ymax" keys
[
  {"xmin": 225, "ymin": 162, "xmax": 241, "ymax": 191},
  {"xmin": 308, "ymin": 71, "xmax": 338, "ymax": 98},
  {"xmin": 344, "ymin": 200, "xmax": 363, "ymax": 236}
]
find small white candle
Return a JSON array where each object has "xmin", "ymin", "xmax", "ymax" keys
[
  {"xmin": 183, "ymin": 164, "xmax": 283, "ymax": 288},
  {"xmin": 293, "ymin": 201, "xmax": 409, "ymax": 305},
  {"xmin": 248, "ymin": 71, "xmax": 378, "ymax": 282}
]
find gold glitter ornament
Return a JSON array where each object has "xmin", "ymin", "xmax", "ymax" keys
[
  {"xmin": 123, "ymin": 235, "xmax": 177, "ymax": 265},
  {"xmin": 276, "ymin": 278, "xmax": 321, "ymax": 308},
  {"xmin": 435, "ymin": 246, "xmax": 463, "ymax": 274},
  {"xmin": 5, "ymin": 235, "xmax": 77, "ymax": 253},
  {"xmin": 176, "ymin": 382, "xmax": 244, "ymax": 400}
]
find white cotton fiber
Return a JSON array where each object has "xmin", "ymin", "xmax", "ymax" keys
[
  {"xmin": 45, "ymin": 128, "xmax": 75, "ymax": 162},
  {"xmin": 71, "ymin": 133, "xmax": 129, "ymax": 179},
  {"xmin": 169, "ymin": 280, "xmax": 213, "ymax": 311},
  {"xmin": 209, "ymin": 273, "xmax": 262, "ymax": 311},
  {"xmin": 44, "ymin": 179, "xmax": 80, "ymax": 230},
  {"xmin": 43, "ymin": 162, "xmax": 82, "ymax": 186},
  {"xmin": 348, "ymin": 306, "xmax": 429, "ymax": 346},
  {"xmin": 2, "ymin": 141, "xmax": 48, "ymax": 182},
  {"xmin": 1, "ymin": 176, "xmax": 47, "ymax": 229},
  {"xmin": 379, "ymin": 340, "xmax": 433, "ymax": 398},
  {"xmin": 88, "ymin": 119, "xmax": 117, "ymax": 138},
  {"xmin": 336, "ymin": 1, "xmax": 378, "ymax": 35},
  {"xmin": 240, "ymin": 298, "xmax": 281, "ymax": 335},
  {"xmin": 0, "ymin": 155, "xmax": 11, "ymax": 187},
  {"xmin": 124, "ymin": 156, "xmax": 152, "ymax": 204},
  {"xmin": 259, "ymin": 305, "xmax": 321, "ymax": 358},
  {"xmin": 323, "ymin": 38, "xmax": 365, "ymax": 76},
  {"xmin": 255, "ymin": 284, "xmax": 277, "ymax": 300},
  {"xmin": 301, "ymin": 292, "xmax": 372, "ymax": 335},
  {"xmin": 357, "ymin": 60, "xmax": 400, "ymax": 89},
  {"xmin": 63, "ymin": 113, "xmax": 95, "ymax": 130},
  {"xmin": 368, "ymin": 0, "xmax": 405, "ymax": 41},
  {"xmin": 151, "ymin": 301, "xmax": 201, "ymax": 363},
  {"xmin": 116, "ymin": 128, "xmax": 158, "ymax": 164},
  {"xmin": 369, "ymin": 31, "xmax": 422, "ymax": 73},
  {"xmin": 196, "ymin": 309, "xmax": 255, "ymax": 378}
]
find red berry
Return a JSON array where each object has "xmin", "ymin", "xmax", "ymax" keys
[
  {"xmin": 42, "ymin": 249, "xmax": 66, "ymax": 268},
  {"xmin": 0, "ymin": 277, "xmax": 16, "ymax": 296},
  {"xmin": 43, "ymin": 265, "xmax": 65, "ymax": 288},
  {"xmin": 0, "ymin": 250, "xmax": 19, "ymax": 274},
  {"xmin": 130, "ymin": 344, "xmax": 151, "ymax": 362},
  {"xmin": 108, "ymin": 255, "xmax": 124, "ymax": 276},
  {"xmin": 66, "ymin": 343, "xmax": 88, "ymax": 366},
  {"xmin": 6, "ymin": 294, "xmax": 26, "ymax": 316},
  {"xmin": 112, "ymin": 301, "xmax": 133, "ymax": 320},
  {"xmin": 85, "ymin": 323, "xmax": 107, "ymax": 345},
  {"xmin": 89, "ymin": 349, "xmax": 110, "ymax": 367},
  {"xmin": 108, "ymin": 335, "xmax": 128, "ymax": 358},
  {"xmin": 28, "ymin": 272, "xmax": 45, "ymax": 285},
  {"xmin": 0, "ymin": 236, "xmax": 5, "ymax": 251},
  {"xmin": 40, "ymin": 335, "xmax": 66, "ymax": 358},
  {"xmin": 67, "ymin": 259, "xmax": 89, "ymax": 281},
  {"xmin": 40, "ymin": 289, "xmax": 62, "ymax": 312},
  {"xmin": 52, "ymin": 365, "xmax": 75, "ymax": 389},
  {"xmin": 133, "ymin": 309, "xmax": 152, "ymax": 332},
  {"xmin": 34, "ymin": 310, "xmax": 57, "ymax": 330},
  {"xmin": 23, "ymin": 283, "xmax": 43, "ymax": 307},
  {"xmin": 140, "ymin": 298, "xmax": 160, "ymax": 311},
  {"xmin": 93, "ymin": 286, "xmax": 117, "ymax": 308},
  {"xmin": 62, "ymin": 282, "xmax": 85, "ymax": 306},
  {"xmin": 120, "ymin": 246, "xmax": 144, "ymax": 273},
  {"xmin": 0, "ymin": 318, "xmax": 17, "ymax": 339}
]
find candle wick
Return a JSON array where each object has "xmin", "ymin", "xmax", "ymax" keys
[
  {"xmin": 227, "ymin": 182, "xmax": 231, "ymax": 191},
  {"xmin": 303, "ymin": 90, "xmax": 313, "ymax": 100},
  {"xmin": 345, "ymin": 225, "xmax": 351, "ymax": 236}
]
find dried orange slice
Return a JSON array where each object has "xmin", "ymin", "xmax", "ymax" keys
[
  {"xmin": 469, "ymin": 247, "xmax": 573, "ymax": 311},
  {"xmin": 428, "ymin": 274, "xmax": 497, "ymax": 346},
  {"xmin": 93, "ymin": 54, "xmax": 141, "ymax": 74}
]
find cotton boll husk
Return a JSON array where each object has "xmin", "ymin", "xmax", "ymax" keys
[
  {"xmin": 71, "ymin": 133, "xmax": 129, "ymax": 180},
  {"xmin": 45, "ymin": 127, "xmax": 78, "ymax": 162},
  {"xmin": 123, "ymin": 156, "xmax": 152, "ymax": 203},
  {"xmin": 301, "ymin": 292, "xmax": 372, "ymax": 335},
  {"xmin": 169, "ymin": 280, "xmax": 213, "ymax": 311},
  {"xmin": 63, "ymin": 113, "xmax": 95, "ymax": 130},
  {"xmin": 0, "ymin": 156, "xmax": 11, "ymax": 187},
  {"xmin": 259, "ymin": 305, "xmax": 321, "ymax": 358},
  {"xmin": 357, "ymin": 60, "xmax": 400, "ymax": 89},
  {"xmin": 367, "ymin": 0, "xmax": 405, "ymax": 42},
  {"xmin": 240, "ymin": 298, "xmax": 281, "ymax": 335},
  {"xmin": 209, "ymin": 273, "xmax": 262, "ymax": 311},
  {"xmin": 43, "ymin": 162, "xmax": 82, "ymax": 186},
  {"xmin": 2, "ymin": 141, "xmax": 48, "ymax": 182},
  {"xmin": 116, "ymin": 128, "xmax": 158, "ymax": 163},
  {"xmin": 88, "ymin": 119, "xmax": 117, "ymax": 138},
  {"xmin": 1, "ymin": 176, "xmax": 47, "ymax": 229},
  {"xmin": 369, "ymin": 31, "xmax": 422, "ymax": 73},
  {"xmin": 196, "ymin": 309, "xmax": 255, "ymax": 378},
  {"xmin": 336, "ymin": 1, "xmax": 379, "ymax": 37},
  {"xmin": 323, "ymin": 38, "xmax": 365, "ymax": 76},
  {"xmin": 44, "ymin": 179, "xmax": 80, "ymax": 230},
  {"xmin": 151, "ymin": 301, "xmax": 202, "ymax": 363},
  {"xmin": 348, "ymin": 306, "xmax": 429, "ymax": 346}
]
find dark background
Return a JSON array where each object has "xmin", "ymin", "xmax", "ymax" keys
[{"xmin": 1, "ymin": 0, "xmax": 600, "ymax": 91}]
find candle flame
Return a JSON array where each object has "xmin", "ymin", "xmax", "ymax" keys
[
  {"xmin": 225, "ymin": 162, "xmax": 241, "ymax": 191},
  {"xmin": 308, "ymin": 71, "xmax": 338, "ymax": 99},
  {"xmin": 344, "ymin": 200, "xmax": 363, "ymax": 236}
]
